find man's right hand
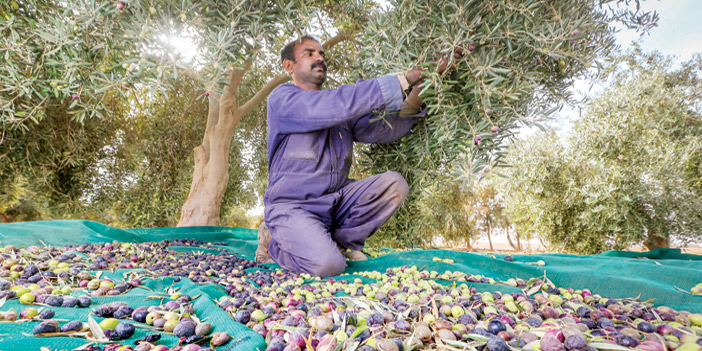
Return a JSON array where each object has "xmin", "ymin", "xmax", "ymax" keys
[{"xmin": 399, "ymin": 85, "xmax": 424, "ymax": 117}]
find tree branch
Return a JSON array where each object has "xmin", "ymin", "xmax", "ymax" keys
[
  {"xmin": 205, "ymin": 94, "xmax": 221, "ymax": 131},
  {"xmin": 179, "ymin": 67, "xmax": 202, "ymax": 82},
  {"xmin": 321, "ymin": 29, "xmax": 356, "ymax": 50},
  {"xmin": 237, "ymin": 73, "xmax": 290, "ymax": 117},
  {"xmin": 178, "ymin": 66, "xmax": 211, "ymax": 89},
  {"xmin": 228, "ymin": 60, "xmax": 253, "ymax": 96},
  {"xmin": 228, "ymin": 47, "xmax": 263, "ymax": 97}
]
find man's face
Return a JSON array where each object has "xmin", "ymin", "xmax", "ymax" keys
[{"xmin": 284, "ymin": 38, "xmax": 327, "ymax": 90}]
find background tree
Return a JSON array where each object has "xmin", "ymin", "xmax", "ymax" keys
[
  {"xmin": 0, "ymin": 94, "xmax": 125, "ymax": 221},
  {"xmin": 498, "ymin": 50, "xmax": 702, "ymax": 253},
  {"xmin": 505, "ymin": 224, "xmax": 522, "ymax": 251},
  {"xmin": 355, "ymin": 0, "xmax": 656, "ymax": 246},
  {"xmin": 497, "ymin": 132, "xmax": 612, "ymax": 253},
  {"xmin": 464, "ymin": 182, "xmax": 510, "ymax": 251},
  {"xmin": 367, "ymin": 178, "xmax": 478, "ymax": 249},
  {"xmin": 571, "ymin": 49, "xmax": 702, "ymax": 250}
]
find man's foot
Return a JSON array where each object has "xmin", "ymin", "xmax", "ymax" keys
[
  {"xmin": 255, "ymin": 222, "xmax": 275, "ymax": 264},
  {"xmin": 340, "ymin": 247, "xmax": 368, "ymax": 261}
]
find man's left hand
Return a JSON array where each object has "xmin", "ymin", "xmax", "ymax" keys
[{"xmin": 405, "ymin": 47, "xmax": 464, "ymax": 87}]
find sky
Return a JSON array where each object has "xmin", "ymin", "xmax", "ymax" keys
[
  {"xmin": 615, "ymin": 0, "xmax": 701, "ymax": 64},
  {"xmin": 538, "ymin": 0, "xmax": 702, "ymax": 138}
]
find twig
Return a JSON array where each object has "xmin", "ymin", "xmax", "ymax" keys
[
  {"xmin": 17, "ymin": 95, "xmax": 49, "ymax": 125},
  {"xmin": 674, "ymin": 286, "xmax": 695, "ymax": 296}
]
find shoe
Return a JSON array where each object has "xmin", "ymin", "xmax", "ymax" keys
[
  {"xmin": 340, "ymin": 247, "xmax": 368, "ymax": 261},
  {"xmin": 255, "ymin": 222, "xmax": 275, "ymax": 264}
]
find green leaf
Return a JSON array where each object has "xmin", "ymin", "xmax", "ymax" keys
[
  {"xmin": 589, "ymin": 343, "xmax": 635, "ymax": 351},
  {"xmin": 36, "ymin": 30, "xmax": 59, "ymax": 43},
  {"xmin": 464, "ymin": 334, "xmax": 489, "ymax": 342}
]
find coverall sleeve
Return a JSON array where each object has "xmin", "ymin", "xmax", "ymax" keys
[
  {"xmin": 351, "ymin": 110, "xmax": 426, "ymax": 144},
  {"xmin": 268, "ymin": 75, "xmax": 404, "ymax": 134},
  {"xmin": 350, "ymin": 76, "xmax": 427, "ymax": 144}
]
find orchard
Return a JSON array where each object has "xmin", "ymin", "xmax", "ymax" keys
[
  {"xmin": 2, "ymin": 0, "xmax": 702, "ymax": 350},
  {"xmin": 1, "ymin": 0, "xmax": 657, "ymax": 232}
]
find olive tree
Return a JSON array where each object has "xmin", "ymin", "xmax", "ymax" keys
[
  {"xmin": 1, "ymin": 0, "xmax": 373, "ymax": 225},
  {"xmin": 571, "ymin": 50, "xmax": 702, "ymax": 250},
  {"xmin": 354, "ymin": 0, "xmax": 657, "ymax": 245},
  {"xmin": 367, "ymin": 178, "xmax": 479, "ymax": 249},
  {"xmin": 499, "ymin": 50, "xmax": 702, "ymax": 253},
  {"xmin": 0, "ymin": 94, "xmax": 126, "ymax": 221},
  {"xmin": 497, "ymin": 132, "xmax": 614, "ymax": 254}
]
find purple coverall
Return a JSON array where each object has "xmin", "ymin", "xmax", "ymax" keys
[{"xmin": 264, "ymin": 75, "xmax": 424, "ymax": 277}]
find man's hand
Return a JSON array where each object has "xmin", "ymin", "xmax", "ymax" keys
[
  {"xmin": 436, "ymin": 47, "xmax": 464, "ymax": 74},
  {"xmin": 400, "ymin": 47, "xmax": 464, "ymax": 116},
  {"xmin": 399, "ymin": 84, "xmax": 424, "ymax": 117},
  {"xmin": 404, "ymin": 47, "xmax": 464, "ymax": 87},
  {"xmin": 405, "ymin": 67, "xmax": 424, "ymax": 87}
]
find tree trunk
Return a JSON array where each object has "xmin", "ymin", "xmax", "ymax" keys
[
  {"xmin": 506, "ymin": 230, "xmax": 517, "ymax": 250},
  {"xmin": 177, "ymin": 123, "xmax": 236, "ymax": 226},
  {"xmin": 643, "ymin": 232, "xmax": 669, "ymax": 251},
  {"xmin": 516, "ymin": 229, "xmax": 521, "ymax": 251},
  {"xmin": 486, "ymin": 224, "xmax": 493, "ymax": 251},
  {"xmin": 177, "ymin": 67, "xmax": 280, "ymax": 227}
]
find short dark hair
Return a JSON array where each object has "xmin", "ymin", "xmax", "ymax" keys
[{"xmin": 281, "ymin": 35, "xmax": 321, "ymax": 63}]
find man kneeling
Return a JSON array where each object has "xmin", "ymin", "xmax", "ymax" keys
[{"xmin": 256, "ymin": 35, "xmax": 454, "ymax": 277}]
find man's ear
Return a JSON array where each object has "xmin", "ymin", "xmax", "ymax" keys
[{"xmin": 283, "ymin": 59, "xmax": 295, "ymax": 75}]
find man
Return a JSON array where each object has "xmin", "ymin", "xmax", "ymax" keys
[{"xmin": 256, "ymin": 35, "xmax": 454, "ymax": 277}]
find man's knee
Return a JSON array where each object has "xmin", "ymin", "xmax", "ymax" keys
[
  {"xmin": 381, "ymin": 171, "xmax": 409, "ymax": 204},
  {"xmin": 305, "ymin": 251, "xmax": 346, "ymax": 278}
]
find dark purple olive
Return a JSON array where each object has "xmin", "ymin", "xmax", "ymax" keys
[
  {"xmin": 488, "ymin": 336, "xmax": 510, "ymax": 351},
  {"xmin": 60, "ymin": 320, "xmax": 84, "ymax": 332},
  {"xmin": 487, "ymin": 319, "xmax": 506, "ymax": 334},
  {"xmin": 564, "ymin": 335, "xmax": 587, "ymax": 351},
  {"xmin": 33, "ymin": 321, "xmax": 57, "ymax": 334},
  {"xmin": 115, "ymin": 322, "xmax": 135, "ymax": 339}
]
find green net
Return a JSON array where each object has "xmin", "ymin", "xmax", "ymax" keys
[{"xmin": 0, "ymin": 220, "xmax": 701, "ymax": 350}]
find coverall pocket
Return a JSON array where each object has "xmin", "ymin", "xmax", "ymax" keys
[{"xmin": 283, "ymin": 132, "xmax": 322, "ymax": 161}]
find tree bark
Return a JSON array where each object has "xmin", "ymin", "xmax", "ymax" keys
[
  {"xmin": 506, "ymin": 230, "xmax": 517, "ymax": 250},
  {"xmin": 177, "ymin": 32, "xmax": 353, "ymax": 227},
  {"xmin": 516, "ymin": 229, "xmax": 521, "ymax": 251},
  {"xmin": 643, "ymin": 232, "xmax": 669, "ymax": 251},
  {"xmin": 486, "ymin": 223, "xmax": 493, "ymax": 251},
  {"xmin": 176, "ymin": 120, "xmax": 239, "ymax": 226}
]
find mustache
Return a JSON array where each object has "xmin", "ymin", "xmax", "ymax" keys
[{"xmin": 311, "ymin": 61, "xmax": 327, "ymax": 71}]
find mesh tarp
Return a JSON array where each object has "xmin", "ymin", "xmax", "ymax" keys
[{"xmin": 0, "ymin": 220, "xmax": 701, "ymax": 350}]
